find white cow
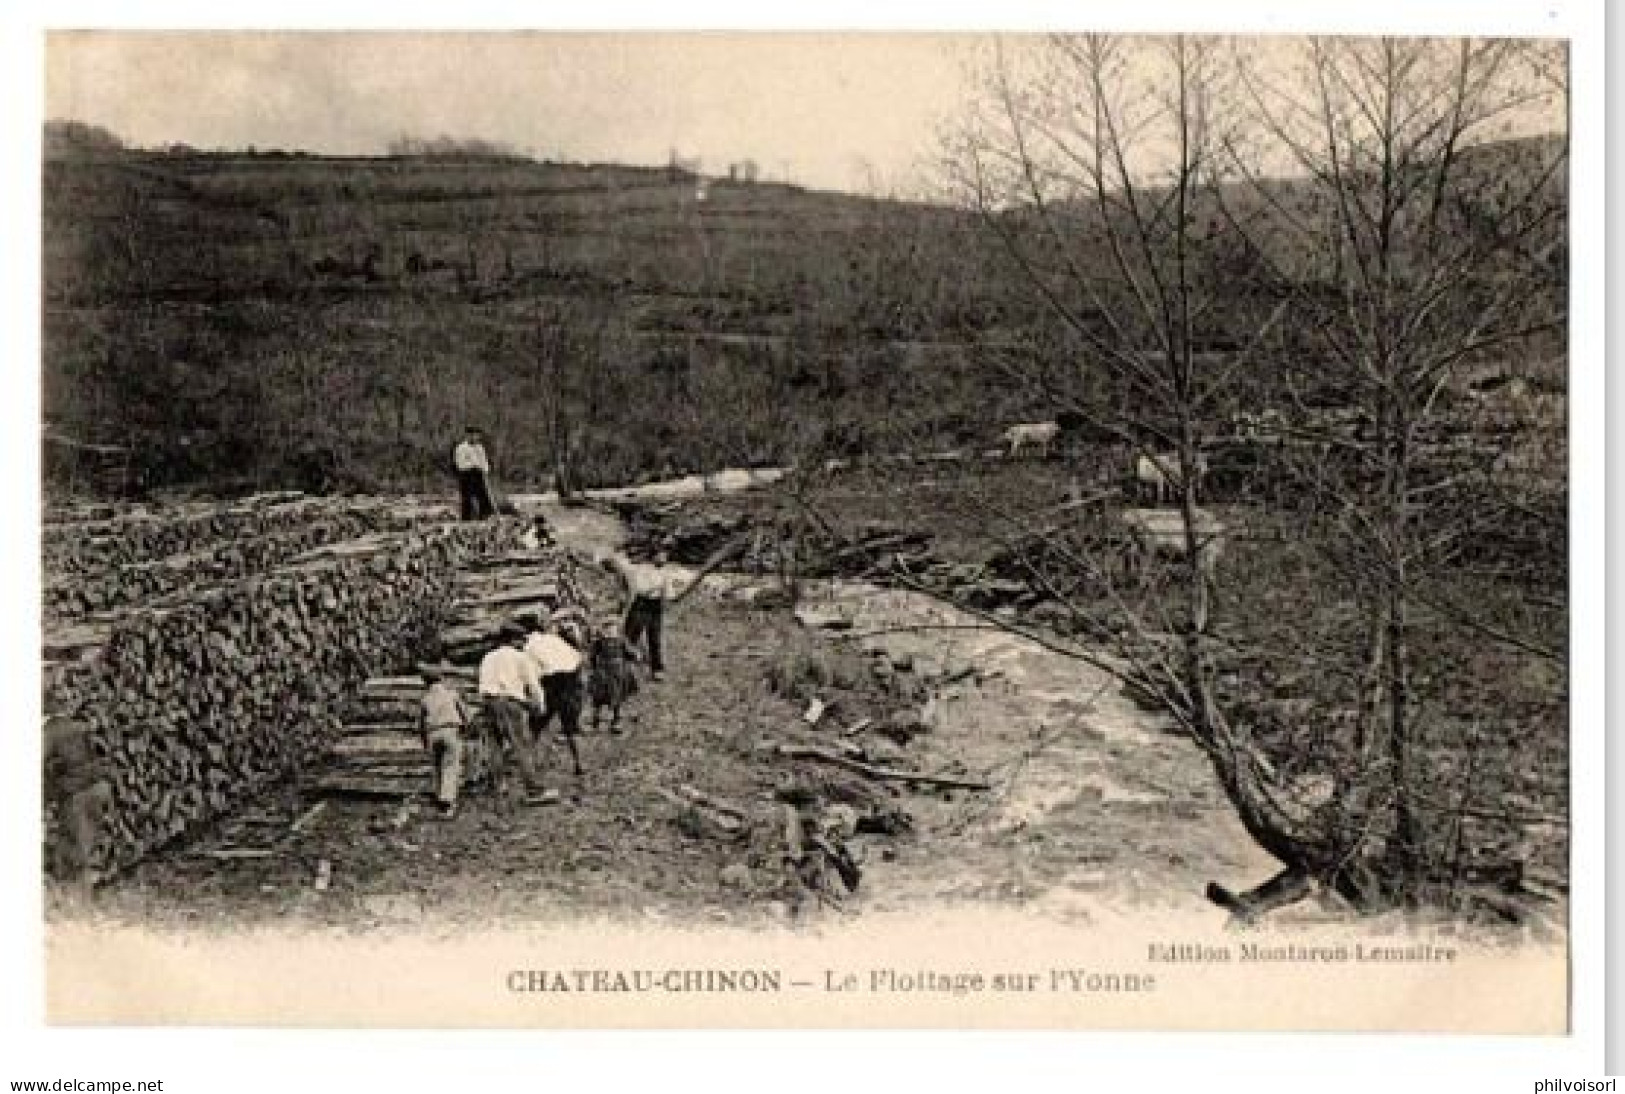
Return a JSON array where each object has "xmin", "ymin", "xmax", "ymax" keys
[
  {"xmin": 1003, "ymin": 422, "xmax": 1061, "ymax": 459},
  {"xmin": 1119, "ymin": 507, "xmax": 1226, "ymax": 584},
  {"xmin": 1134, "ymin": 450, "xmax": 1209, "ymax": 505}
]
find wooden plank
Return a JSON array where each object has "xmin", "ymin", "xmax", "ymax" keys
[
  {"xmin": 363, "ymin": 676, "xmax": 426, "ymax": 691},
  {"xmin": 330, "ymin": 733, "xmax": 423, "ymax": 756},
  {"xmin": 339, "ymin": 719, "xmax": 420, "ymax": 734},
  {"xmin": 466, "ymin": 582, "xmax": 560, "ymax": 608},
  {"xmin": 310, "ymin": 775, "xmax": 424, "ymax": 799},
  {"xmin": 328, "ymin": 756, "xmax": 433, "ymax": 775}
]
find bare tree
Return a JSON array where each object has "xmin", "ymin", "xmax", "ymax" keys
[
  {"xmin": 905, "ymin": 32, "xmax": 1568, "ymax": 920},
  {"xmin": 1222, "ymin": 37, "xmax": 1568, "ymax": 900}
]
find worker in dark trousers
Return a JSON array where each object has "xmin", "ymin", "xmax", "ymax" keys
[
  {"xmin": 452, "ymin": 426, "xmax": 498, "ymax": 521},
  {"xmin": 523, "ymin": 616, "xmax": 586, "ymax": 781}
]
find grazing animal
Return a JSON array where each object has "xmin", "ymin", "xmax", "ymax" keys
[
  {"xmin": 1003, "ymin": 422, "xmax": 1061, "ymax": 459},
  {"xmin": 1134, "ymin": 450, "xmax": 1209, "ymax": 504},
  {"xmin": 586, "ymin": 631, "xmax": 640, "ymax": 734},
  {"xmin": 1119, "ymin": 507, "xmax": 1226, "ymax": 584}
]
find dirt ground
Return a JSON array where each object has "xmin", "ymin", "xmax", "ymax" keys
[{"xmin": 49, "ymin": 470, "xmax": 1565, "ymax": 944}]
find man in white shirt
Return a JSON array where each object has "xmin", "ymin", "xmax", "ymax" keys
[
  {"xmin": 523, "ymin": 619, "xmax": 586, "ymax": 780},
  {"xmin": 602, "ymin": 552, "xmax": 682, "ymax": 679},
  {"xmin": 478, "ymin": 624, "xmax": 548, "ymax": 799},
  {"xmin": 452, "ymin": 426, "xmax": 497, "ymax": 521}
]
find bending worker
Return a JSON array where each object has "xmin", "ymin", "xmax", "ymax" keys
[{"xmin": 477, "ymin": 623, "xmax": 550, "ymax": 803}]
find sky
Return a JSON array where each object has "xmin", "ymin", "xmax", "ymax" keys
[
  {"xmin": 46, "ymin": 32, "xmax": 980, "ymax": 192},
  {"xmin": 44, "ymin": 28, "xmax": 1568, "ymax": 197}
]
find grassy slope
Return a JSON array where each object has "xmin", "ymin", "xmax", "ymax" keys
[{"xmin": 43, "ymin": 154, "xmax": 1025, "ymax": 494}]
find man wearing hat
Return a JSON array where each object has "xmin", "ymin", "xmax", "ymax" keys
[
  {"xmin": 417, "ymin": 666, "xmax": 472, "ymax": 818},
  {"xmin": 477, "ymin": 623, "xmax": 550, "ymax": 801}
]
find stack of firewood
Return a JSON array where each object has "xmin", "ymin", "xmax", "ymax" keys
[
  {"xmin": 41, "ymin": 515, "xmax": 521, "ymax": 873},
  {"xmin": 42, "ymin": 507, "xmax": 435, "ymax": 620},
  {"xmin": 42, "ymin": 493, "xmax": 451, "ymax": 576}
]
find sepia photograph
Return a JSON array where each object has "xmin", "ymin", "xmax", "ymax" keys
[{"xmin": 29, "ymin": 16, "xmax": 1590, "ymax": 1039}]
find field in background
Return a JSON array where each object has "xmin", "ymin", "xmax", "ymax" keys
[{"xmin": 43, "ymin": 150, "xmax": 1036, "ymax": 496}]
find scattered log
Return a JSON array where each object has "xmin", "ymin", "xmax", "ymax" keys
[
  {"xmin": 391, "ymin": 800, "xmax": 418, "ymax": 830},
  {"xmin": 757, "ymin": 741, "xmax": 991, "ymax": 792},
  {"xmin": 676, "ymin": 784, "xmax": 751, "ymax": 821},
  {"xmin": 289, "ymin": 801, "xmax": 327, "ymax": 835},
  {"xmin": 659, "ymin": 788, "xmax": 744, "ymax": 833}
]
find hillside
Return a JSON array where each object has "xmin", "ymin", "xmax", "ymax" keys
[
  {"xmin": 41, "ymin": 131, "xmax": 1566, "ymax": 498},
  {"xmin": 43, "ymin": 151, "xmax": 1031, "ymax": 496}
]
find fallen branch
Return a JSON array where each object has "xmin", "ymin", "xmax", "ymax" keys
[
  {"xmin": 289, "ymin": 801, "xmax": 328, "ymax": 835},
  {"xmin": 656, "ymin": 788, "xmax": 745, "ymax": 832},
  {"xmin": 675, "ymin": 784, "xmax": 752, "ymax": 821},
  {"xmin": 758, "ymin": 740, "xmax": 990, "ymax": 792}
]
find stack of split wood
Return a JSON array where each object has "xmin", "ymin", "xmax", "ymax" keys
[
  {"xmin": 41, "ymin": 493, "xmax": 447, "ymax": 578},
  {"xmin": 41, "ymin": 513, "xmax": 521, "ymax": 874},
  {"xmin": 42, "ymin": 505, "xmax": 432, "ymax": 620}
]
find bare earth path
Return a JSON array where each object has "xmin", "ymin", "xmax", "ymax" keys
[{"xmin": 534, "ymin": 497, "xmax": 1282, "ymax": 924}]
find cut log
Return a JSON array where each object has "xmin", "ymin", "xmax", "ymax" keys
[
  {"xmin": 758, "ymin": 741, "xmax": 991, "ymax": 791},
  {"xmin": 657, "ymin": 788, "xmax": 744, "ymax": 833},
  {"xmin": 676, "ymin": 783, "xmax": 751, "ymax": 820},
  {"xmin": 289, "ymin": 801, "xmax": 327, "ymax": 834}
]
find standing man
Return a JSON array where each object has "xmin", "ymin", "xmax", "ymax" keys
[
  {"xmin": 601, "ymin": 552, "xmax": 679, "ymax": 681},
  {"xmin": 453, "ymin": 426, "xmax": 498, "ymax": 521},
  {"xmin": 600, "ymin": 539, "xmax": 744, "ymax": 681},
  {"xmin": 417, "ymin": 668, "xmax": 471, "ymax": 819},
  {"xmin": 477, "ymin": 624, "xmax": 550, "ymax": 803}
]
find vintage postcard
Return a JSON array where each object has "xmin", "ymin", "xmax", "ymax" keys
[{"xmin": 30, "ymin": 15, "xmax": 1591, "ymax": 1041}]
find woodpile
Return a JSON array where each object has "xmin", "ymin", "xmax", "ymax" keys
[
  {"xmin": 41, "ymin": 510, "xmax": 522, "ymax": 874},
  {"xmin": 42, "ymin": 493, "xmax": 450, "ymax": 576},
  {"xmin": 42, "ymin": 507, "xmax": 425, "ymax": 620}
]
